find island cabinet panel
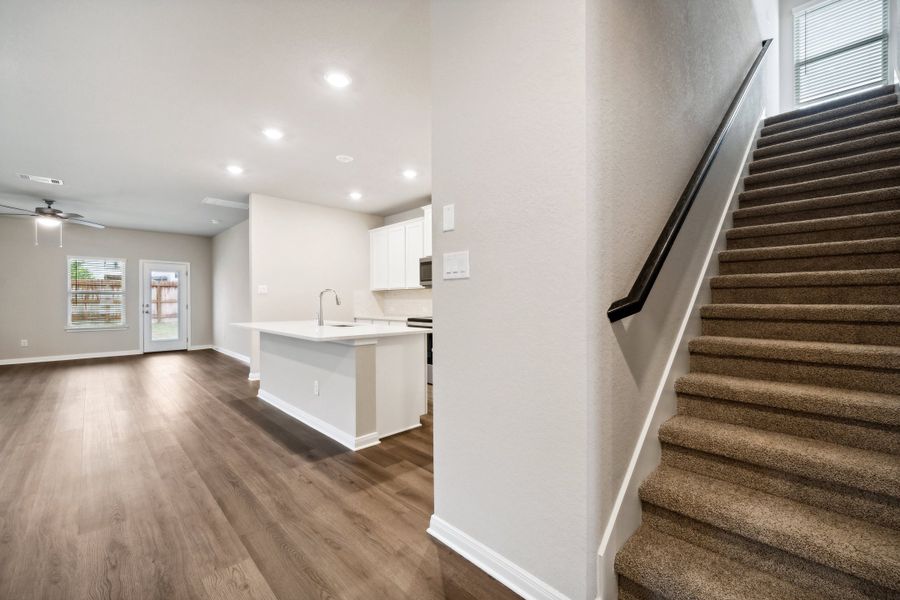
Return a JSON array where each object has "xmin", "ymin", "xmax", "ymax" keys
[{"xmin": 369, "ymin": 211, "xmax": 429, "ymax": 291}]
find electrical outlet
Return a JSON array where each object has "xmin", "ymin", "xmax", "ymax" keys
[
  {"xmin": 20, "ymin": 339, "xmax": 28, "ymax": 347},
  {"xmin": 313, "ymin": 380, "xmax": 320, "ymax": 396}
]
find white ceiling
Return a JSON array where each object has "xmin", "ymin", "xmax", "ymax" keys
[{"xmin": 0, "ymin": 0, "xmax": 430, "ymax": 236}]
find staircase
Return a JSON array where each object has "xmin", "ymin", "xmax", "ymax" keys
[{"xmin": 614, "ymin": 83, "xmax": 900, "ymax": 599}]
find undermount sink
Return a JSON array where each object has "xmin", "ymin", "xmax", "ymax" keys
[{"xmin": 327, "ymin": 324, "xmax": 358, "ymax": 328}]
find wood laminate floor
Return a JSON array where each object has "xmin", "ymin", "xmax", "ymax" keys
[{"xmin": 0, "ymin": 350, "xmax": 519, "ymax": 600}]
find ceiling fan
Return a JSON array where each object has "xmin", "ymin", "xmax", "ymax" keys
[{"xmin": 0, "ymin": 199, "xmax": 105, "ymax": 229}]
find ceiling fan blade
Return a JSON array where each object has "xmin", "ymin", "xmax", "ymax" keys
[
  {"xmin": 68, "ymin": 218, "xmax": 105, "ymax": 229},
  {"xmin": 0, "ymin": 203, "xmax": 36, "ymax": 215},
  {"xmin": 57, "ymin": 212, "xmax": 83, "ymax": 220}
]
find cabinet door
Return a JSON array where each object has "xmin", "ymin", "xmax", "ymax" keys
[
  {"xmin": 404, "ymin": 219, "xmax": 424, "ymax": 288},
  {"xmin": 370, "ymin": 229, "xmax": 389, "ymax": 290},
  {"xmin": 387, "ymin": 226, "xmax": 406, "ymax": 289},
  {"xmin": 422, "ymin": 205, "xmax": 432, "ymax": 257}
]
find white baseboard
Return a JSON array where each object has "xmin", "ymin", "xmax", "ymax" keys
[
  {"xmin": 189, "ymin": 344, "xmax": 213, "ymax": 351},
  {"xmin": 212, "ymin": 346, "xmax": 251, "ymax": 365},
  {"xmin": 248, "ymin": 371, "xmax": 260, "ymax": 381},
  {"xmin": 0, "ymin": 348, "xmax": 143, "ymax": 366},
  {"xmin": 257, "ymin": 388, "xmax": 380, "ymax": 451},
  {"xmin": 428, "ymin": 516, "xmax": 570, "ymax": 600}
]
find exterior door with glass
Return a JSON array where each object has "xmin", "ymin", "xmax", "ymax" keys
[{"xmin": 141, "ymin": 261, "xmax": 189, "ymax": 352}]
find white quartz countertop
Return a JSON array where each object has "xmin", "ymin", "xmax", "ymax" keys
[
  {"xmin": 354, "ymin": 314, "xmax": 426, "ymax": 322},
  {"xmin": 234, "ymin": 320, "xmax": 428, "ymax": 343}
]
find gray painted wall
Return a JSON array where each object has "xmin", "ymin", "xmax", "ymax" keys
[
  {"xmin": 0, "ymin": 217, "xmax": 212, "ymax": 361},
  {"xmin": 248, "ymin": 193, "xmax": 384, "ymax": 371},
  {"xmin": 213, "ymin": 219, "xmax": 251, "ymax": 360}
]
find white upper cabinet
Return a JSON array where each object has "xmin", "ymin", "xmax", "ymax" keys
[
  {"xmin": 422, "ymin": 205, "xmax": 432, "ymax": 257},
  {"xmin": 369, "ymin": 207, "xmax": 430, "ymax": 291}
]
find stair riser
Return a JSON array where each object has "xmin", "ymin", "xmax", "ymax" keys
[
  {"xmin": 745, "ymin": 157, "xmax": 900, "ymax": 191},
  {"xmin": 761, "ymin": 95, "xmax": 899, "ymax": 137},
  {"xmin": 711, "ymin": 284, "xmax": 900, "ymax": 305},
  {"xmin": 617, "ymin": 578, "xmax": 662, "ymax": 600},
  {"xmin": 764, "ymin": 85, "xmax": 897, "ymax": 127},
  {"xmin": 739, "ymin": 177, "xmax": 900, "ymax": 209},
  {"xmin": 757, "ymin": 107, "xmax": 900, "ymax": 149},
  {"xmin": 701, "ymin": 316, "xmax": 900, "ymax": 346},
  {"xmin": 733, "ymin": 199, "xmax": 900, "ymax": 227},
  {"xmin": 726, "ymin": 223, "xmax": 900, "ymax": 249},
  {"xmin": 677, "ymin": 394, "xmax": 900, "ymax": 455},
  {"xmin": 689, "ymin": 353, "xmax": 900, "ymax": 394},
  {"xmin": 754, "ymin": 117, "xmax": 900, "ymax": 161},
  {"xmin": 662, "ymin": 443, "xmax": 900, "ymax": 529},
  {"xmin": 640, "ymin": 502, "xmax": 896, "ymax": 600},
  {"xmin": 749, "ymin": 134, "xmax": 900, "ymax": 175},
  {"xmin": 718, "ymin": 251, "xmax": 900, "ymax": 274}
]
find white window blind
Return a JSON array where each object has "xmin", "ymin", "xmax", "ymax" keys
[
  {"xmin": 67, "ymin": 257, "xmax": 126, "ymax": 329},
  {"xmin": 793, "ymin": 0, "xmax": 889, "ymax": 105}
]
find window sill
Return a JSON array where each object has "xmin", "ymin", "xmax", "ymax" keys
[{"xmin": 66, "ymin": 326, "xmax": 129, "ymax": 332}]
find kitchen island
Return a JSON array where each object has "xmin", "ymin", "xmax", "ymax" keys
[{"xmin": 235, "ymin": 320, "xmax": 428, "ymax": 450}]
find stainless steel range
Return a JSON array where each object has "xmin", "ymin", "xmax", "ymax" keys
[{"xmin": 406, "ymin": 317, "xmax": 432, "ymax": 384}]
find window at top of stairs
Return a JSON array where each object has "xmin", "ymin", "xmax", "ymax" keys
[{"xmin": 793, "ymin": 0, "xmax": 889, "ymax": 106}]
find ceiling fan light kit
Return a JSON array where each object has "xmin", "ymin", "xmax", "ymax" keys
[{"xmin": 0, "ymin": 199, "xmax": 106, "ymax": 248}]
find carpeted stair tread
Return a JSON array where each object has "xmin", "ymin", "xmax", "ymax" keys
[
  {"xmin": 760, "ymin": 93, "xmax": 898, "ymax": 138},
  {"xmin": 710, "ymin": 267, "xmax": 900, "ymax": 289},
  {"xmin": 676, "ymin": 372, "xmax": 900, "ymax": 426},
  {"xmin": 754, "ymin": 114, "xmax": 900, "ymax": 161},
  {"xmin": 639, "ymin": 467, "xmax": 900, "ymax": 591},
  {"xmin": 727, "ymin": 210, "xmax": 900, "ymax": 238},
  {"xmin": 720, "ymin": 236, "xmax": 900, "ymax": 262},
  {"xmin": 688, "ymin": 335, "xmax": 900, "ymax": 370},
  {"xmin": 744, "ymin": 146, "xmax": 900, "ymax": 190},
  {"xmin": 658, "ymin": 415, "xmax": 900, "ymax": 497},
  {"xmin": 738, "ymin": 166, "xmax": 900, "ymax": 205},
  {"xmin": 732, "ymin": 187, "xmax": 900, "ymax": 227},
  {"xmin": 763, "ymin": 84, "xmax": 897, "ymax": 127},
  {"xmin": 756, "ymin": 104, "xmax": 900, "ymax": 149},
  {"xmin": 615, "ymin": 525, "xmax": 819, "ymax": 600},
  {"xmin": 700, "ymin": 302, "xmax": 900, "ymax": 324},
  {"xmin": 750, "ymin": 130, "xmax": 900, "ymax": 175}
]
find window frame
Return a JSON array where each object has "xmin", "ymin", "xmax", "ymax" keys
[
  {"xmin": 66, "ymin": 255, "xmax": 128, "ymax": 332},
  {"xmin": 792, "ymin": 0, "xmax": 891, "ymax": 107}
]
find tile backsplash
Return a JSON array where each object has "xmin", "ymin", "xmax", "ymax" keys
[{"xmin": 354, "ymin": 288, "xmax": 432, "ymax": 318}]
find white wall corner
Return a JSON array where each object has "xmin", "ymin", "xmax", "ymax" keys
[
  {"xmin": 594, "ymin": 116, "xmax": 765, "ymax": 600},
  {"xmin": 427, "ymin": 515, "xmax": 572, "ymax": 600},
  {"xmin": 248, "ymin": 371, "xmax": 260, "ymax": 381}
]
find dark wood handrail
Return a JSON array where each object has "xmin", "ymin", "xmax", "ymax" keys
[{"xmin": 607, "ymin": 39, "xmax": 773, "ymax": 322}]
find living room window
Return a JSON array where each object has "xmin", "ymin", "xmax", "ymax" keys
[
  {"xmin": 793, "ymin": 0, "xmax": 889, "ymax": 105},
  {"xmin": 67, "ymin": 257, "xmax": 126, "ymax": 330}
]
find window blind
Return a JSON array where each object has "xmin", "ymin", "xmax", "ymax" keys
[
  {"xmin": 67, "ymin": 257, "xmax": 126, "ymax": 329},
  {"xmin": 793, "ymin": 0, "xmax": 889, "ymax": 105}
]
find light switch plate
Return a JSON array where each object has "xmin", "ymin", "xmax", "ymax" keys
[
  {"xmin": 442, "ymin": 204, "xmax": 455, "ymax": 232},
  {"xmin": 442, "ymin": 250, "xmax": 469, "ymax": 279},
  {"xmin": 257, "ymin": 284, "xmax": 269, "ymax": 295}
]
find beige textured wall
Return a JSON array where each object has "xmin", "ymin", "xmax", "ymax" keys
[
  {"xmin": 0, "ymin": 217, "xmax": 212, "ymax": 361},
  {"xmin": 213, "ymin": 219, "xmax": 251, "ymax": 360},
  {"xmin": 588, "ymin": 0, "xmax": 778, "ymax": 565},
  {"xmin": 248, "ymin": 193, "xmax": 383, "ymax": 370},
  {"xmin": 431, "ymin": 1, "xmax": 590, "ymax": 598}
]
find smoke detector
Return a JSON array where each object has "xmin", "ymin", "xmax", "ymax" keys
[{"xmin": 17, "ymin": 173, "xmax": 64, "ymax": 185}]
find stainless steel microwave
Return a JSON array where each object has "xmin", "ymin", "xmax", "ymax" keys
[{"xmin": 419, "ymin": 257, "xmax": 432, "ymax": 287}]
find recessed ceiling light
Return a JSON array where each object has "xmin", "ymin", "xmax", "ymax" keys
[
  {"xmin": 262, "ymin": 128, "xmax": 284, "ymax": 141},
  {"xmin": 348, "ymin": 191, "xmax": 362, "ymax": 201},
  {"xmin": 402, "ymin": 169, "xmax": 418, "ymax": 180},
  {"xmin": 210, "ymin": 219, "xmax": 221, "ymax": 224},
  {"xmin": 324, "ymin": 71, "xmax": 352, "ymax": 88},
  {"xmin": 226, "ymin": 165, "xmax": 244, "ymax": 175},
  {"xmin": 336, "ymin": 155, "xmax": 354, "ymax": 163}
]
